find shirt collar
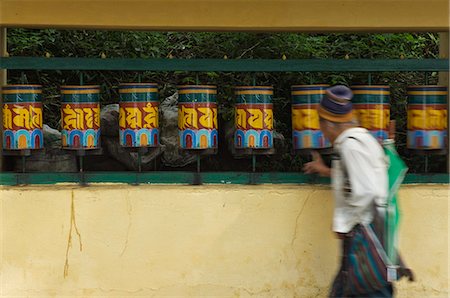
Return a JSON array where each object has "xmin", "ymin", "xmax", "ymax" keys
[{"xmin": 334, "ymin": 127, "xmax": 368, "ymax": 145}]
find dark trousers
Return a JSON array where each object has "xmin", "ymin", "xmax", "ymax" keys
[{"xmin": 329, "ymin": 236, "xmax": 394, "ymax": 298}]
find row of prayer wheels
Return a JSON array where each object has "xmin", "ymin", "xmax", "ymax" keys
[{"xmin": 2, "ymin": 84, "xmax": 448, "ymax": 153}]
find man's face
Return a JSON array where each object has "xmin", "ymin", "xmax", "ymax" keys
[{"xmin": 319, "ymin": 119, "xmax": 333, "ymax": 143}]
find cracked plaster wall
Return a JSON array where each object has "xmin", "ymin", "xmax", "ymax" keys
[{"xmin": 0, "ymin": 184, "xmax": 448, "ymax": 297}]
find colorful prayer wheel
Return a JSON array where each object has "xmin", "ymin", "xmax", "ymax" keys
[
  {"xmin": 2, "ymin": 85, "xmax": 44, "ymax": 150},
  {"xmin": 235, "ymin": 86, "xmax": 273, "ymax": 149},
  {"xmin": 119, "ymin": 83, "xmax": 159, "ymax": 147},
  {"xmin": 61, "ymin": 85, "xmax": 101, "ymax": 149},
  {"xmin": 178, "ymin": 85, "xmax": 218, "ymax": 149},
  {"xmin": 407, "ymin": 85, "xmax": 448, "ymax": 150},
  {"xmin": 291, "ymin": 84, "xmax": 331, "ymax": 150},
  {"xmin": 351, "ymin": 85, "xmax": 391, "ymax": 141}
]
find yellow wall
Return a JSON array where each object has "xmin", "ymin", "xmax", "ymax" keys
[
  {"xmin": 1, "ymin": 0, "xmax": 449, "ymax": 31},
  {"xmin": 0, "ymin": 184, "xmax": 448, "ymax": 297}
]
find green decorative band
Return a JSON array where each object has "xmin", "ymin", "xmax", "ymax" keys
[
  {"xmin": 407, "ymin": 85, "xmax": 447, "ymax": 92},
  {"xmin": 178, "ymin": 93, "xmax": 217, "ymax": 103},
  {"xmin": 407, "ymin": 95, "xmax": 447, "ymax": 104},
  {"xmin": 119, "ymin": 92, "xmax": 159, "ymax": 102},
  {"xmin": 352, "ymin": 95, "xmax": 390, "ymax": 104},
  {"xmin": 119, "ymin": 83, "xmax": 158, "ymax": 90},
  {"xmin": 236, "ymin": 94, "xmax": 273, "ymax": 104},
  {"xmin": 3, "ymin": 93, "xmax": 42, "ymax": 103},
  {"xmin": 61, "ymin": 93, "xmax": 100, "ymax": 103},
  {"xmin": 292, "ymin": 94, "xmax": 324, "ymax": 104}
]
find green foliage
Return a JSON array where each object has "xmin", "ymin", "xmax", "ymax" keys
[{"xmin": 6, "ymin": 30, "xmax": 443, "ymax": 172}]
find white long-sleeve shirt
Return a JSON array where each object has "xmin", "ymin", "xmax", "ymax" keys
[{"xmin": 332, "ymin": 127, "xmax": 388, "ymax": 233}]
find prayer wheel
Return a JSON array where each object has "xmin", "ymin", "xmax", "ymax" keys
[
  {"xmin": 2, "ymin": 84, "xmax": 44, "ymax": 150},
  {"xmin": 61, "ymin": 85, "xmax": 101, "ymax": 149},
  {"xmin": 351, "ymin": 85, "xmax": 391, "ymax": 141},
  {"xmin": 407, "ymin": 85, "xmax": 448, "ymax": 150},
  {"xmin": 291, "ymin": 84, "xmax": 331, "ymax": 150},
  {"xmin": 235, "ymin": 86, "xmax": 273, "ymax": 149},
  {"xmin": 178, "ymin": 85, "xmax": 218, "ymax": 149},
  {"xmin": 119, "ymin": 83, "xmax": 159, "ymax": 147}
]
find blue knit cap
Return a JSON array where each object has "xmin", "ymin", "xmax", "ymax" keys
[{"xmin": 318, "ymin": 85, "xmax": 354, "ymax": 122}]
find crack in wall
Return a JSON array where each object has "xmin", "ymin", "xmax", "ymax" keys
[
  {"xmin": 289, "ymin": 189, "xmax": 317, "ymax": 287},
  {"xmin": 63, "ymin": 190, "xmax": 83, "ymax": 278},
  {"xmin": 120, "ymin": 192, "xmax": 133, "ymax": 257},
  {"xmin": 291, "ymin": 190, "xmax": 316, "ymax": 248}
]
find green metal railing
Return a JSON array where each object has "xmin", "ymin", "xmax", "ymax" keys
[
  {"xmin": 0, "ymin": 57, "xmax": 448, "ymax": 71},
  {"xmin": 0, "ymin": 172, "xmax": 448, "ymax": 186}
]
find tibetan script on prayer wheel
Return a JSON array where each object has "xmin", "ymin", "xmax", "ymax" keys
[
  {"xmin": 178, "ymin": 85, "xmax": 218, "ymax": 149},
  {"xmin": 234, "ymin": 86, "xmax": 274, "ymax": 149}
]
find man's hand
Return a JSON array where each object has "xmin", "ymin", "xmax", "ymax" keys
[{"xmin": 302, "ymin": 151, "xmax": 331, "ymax": 177}]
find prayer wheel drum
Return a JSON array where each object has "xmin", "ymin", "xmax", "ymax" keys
[
  {"xmin": 178, "ymin": 85, "xmax": 218, "ymax": 149},
  {"xmin": 61, "ymin": 85, "xmax": 101, "ymax": 149},
  {"xmin": 351, "ymin": 85, "xmax": 391, "ymax": 142},
  {"xmin": 291, "ymin": 84, "xmax": 331, "ymax": 150},
  {"xmin": 407, "ymin": 85, "xmax": 448, "ymax": 150},
  {"xmin": 235, "ymin": 86, "xmax": 274, "ymax": 149},
  {"xmin": 119, "ymin": 83, "xmax": 159, "ymax": 147},
  {"xmin": 2, "ymin": 85, "xmax": 44, "ymax": 150}
]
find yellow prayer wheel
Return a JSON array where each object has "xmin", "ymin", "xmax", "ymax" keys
[
  {"xmin": 119, "ymin": 83, "xmax": 159, "ymax": 147},
  {"xmin": 351, "ymin": 85, "xmax": 390, "ymax": 141},
  {"xmin": 291, "ymin": 84, "xmax": 331, "ymax": 149},
  {"xmin": 235, "ymin": 86, "xmax": 273, "ymax": 149},
  {"xmin": 61, "ymin": 85, "xmax": 101, "ymax": 149},
  {"xmin": 2, "ymin": 85, "xmax": 44, "ymax": 150},
  {"xmin": 178, "ymin": 85, "xmax": 218, "ymax": 149},
  {"xmin": 407, "ymin": 85, "xmax": 448, "ymax": 150}
]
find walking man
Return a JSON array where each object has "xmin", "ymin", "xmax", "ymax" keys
[{"xmin": 303, "ymin": 85, "xmax": 393, "ymax": 297}]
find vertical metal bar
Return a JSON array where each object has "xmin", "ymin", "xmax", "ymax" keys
[
  {"xmin": 368, "ymin": 73, "xmax": 372, "ymax": 85},
  {"xmin": 425, "ymin": 72, "xmax": 429, "ymax": 85},
  {"xmin": 252, "ymin": 154, "xmax": 256, "ymax": 172},
  {"xmin": 79, "ymin": 155, "xmax": 83, "ymax": 173},
  {"xmin": 439, "ymin": 33, "xmax": 450, "ymax": 173},
  {"xmin": 252, "ymin": 74, "xmax": 256, "ymax": 86},
  {"xmin": 20, "ymin": 72, "xmax": 27, "ymax": 84},
  {"xmin": 79, "ymin": 72, "xmax": 84, "ymax": 85},
  {"xmin": 0, "ymin": 27, "xmax": 7, "ymax": 171},
  {"xmin": 138, "ymin": 74, "xmax": 142, "ymax": 83},
  {"xmin": 137, "ymin": 150, "xmax": 142, "ymax": 172},
  {"xmin": 195, "ymin": 73, "xmax": 199, "ymax": 85},
  {"xmin": 193, "ymin": 152, "xmax": 201, "ymax": 185},
  {"xmin": 21, "ymin": 156, "xmax": 26, "ymax": 173}
]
